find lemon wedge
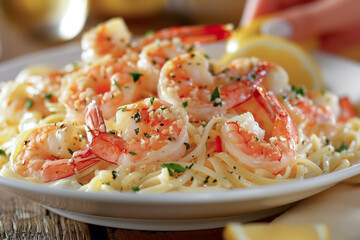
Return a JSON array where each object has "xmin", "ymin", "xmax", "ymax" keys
[
  {"xmin": 221, "ymin": 35, "xmax": 324, "ymax": 91},
  {"xmin": 223, "ymin": 223, "xmax": 330, "ymax": 240}
]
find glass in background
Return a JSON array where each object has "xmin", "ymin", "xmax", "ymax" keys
[{"xmin": 0, "ymin": 0, "xmax": 88, "ymax": 41}]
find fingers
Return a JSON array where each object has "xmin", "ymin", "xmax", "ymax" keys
[
  {"xmin": 241, "ymin": 0, "xmax": 311, "ymax": 25},
  {"xmin": 320, "ymin": 26, "xmax": 360, "ymax": 52},
  {"xmin": 241, "ymin": 0, "xmax": 277, "ymax": 25},
  {"xmin": 260, "ymin": 0, "xmax": 360, "ymax": 40}
]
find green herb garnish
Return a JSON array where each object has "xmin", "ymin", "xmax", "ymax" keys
[
  {"xmin": 129, "ymin": 72, "xmax": 143, "ymax": 83},
  {"xmin": 161, "ymin": 163, "xmax": 186, "ymax": 177},
  {"xmin": 25, "ymin": 99, "xmax": 34, "ymax": 110},
  {"xmin": 183, "ymin": 142, "xmax": 190, "ymax": 150},
  {"xmin": 210, "ymin": 87, "xmax": 222, "ymax": 107},
  {"xmin": 336, "ymin": 142, "xmax": 348, "ymax": 152}
]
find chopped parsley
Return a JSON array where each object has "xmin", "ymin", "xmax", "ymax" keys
[
  {"xmin": 203, "ymin": 175, "xmax": 210, "ymax": 184},
  {"xmin": 152, "ymin": 60, "xmax": 157, "ymax": 65},
  {"xmin": 44, "ymin": 93, "xmax": 52, "ymax": 99},
  {"xmin": 161, "ymin": 163, "xmax": 186, "ymax": 177},
  {"xmin": 150, "ymin": 95, "xmax": 154, "ymax": 105},
  {"xmin": 204, "ymin": 54, "xmax": 210, "ymax": 59},
  {"xmin": 129, "ymin": 72, "xmax": 143, "ymax": 83},
  {"xmin": 144, "ymin": 133, "xmax": 151, "ymax": 139},
  {"xmin": 129, "ymin": 151, "xmax": 137, "ymax": 155},
  {"xmin": 112, "ymin": 170, "xmax": 117, "ymax": 179},
  {"xmin": 160, "ymin": 107, "xmax": 167, "ymax": 110},
  {"xmin": 68, "ymin": 148, "xmax": 74, "ymax": 155},
  {"xmin": 336, "ymin": 142, "xmax": 348, "ymax": 152},
  {"xmin": 0, "ymin": 149, "xmax": 6, "ymax": 156},
  {"xmin": 183, "ymin": 142, "xmax": 190, "ymax": 150},
  {"xmin": 131, "ymin": 186, "xmax": 140, "ymax": 192},
  {"xmin": 108, "ymin": 130, "xmax": 116, "ymax": 135},
  {"xmin": 131, "ymin": 111, "xmax": 141, "ymax": 123},
  {"xmin": 113, "ymin": 80, "xmax": 122, "ymax": 91},
  {"xmin": 25, "ymin": 99, "xmax": 34, "ymax": 110},
  {"xmin": 210, "ymin": 87, "xmax": 222, "ymax": 107},
  {"xmin": 105, "ymin": 182, "xmax": 110, "ymax": 186},
  {"xmin": 249, "ymin": 72, "xmax": 256, "ymax": 81},
  {"xmin": 134, "ymin": 128, "xmax": 139, "ymax": 135},
  {"xmin": 186, "ymin": 163, "xmax": 194, "ymax": 169},
  {"xmin": 121, "ymin": 106, "xmax": 127, "ymax": 112},
  {"xmin": 291, "ymin": 85, "xmax": 305, "ymax": 96},
  {"xmin": 182, "ymin": 101, "xmax": 188, "ymax": 108}
]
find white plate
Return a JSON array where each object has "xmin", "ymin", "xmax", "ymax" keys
[{"xmin": 0, "ymin": 43, "xmax": 360, "ymax": 231}]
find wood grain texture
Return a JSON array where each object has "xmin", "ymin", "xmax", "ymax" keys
[{"xmin": 0, "ymin": 187, "xmax": 91, "ymax": 240}]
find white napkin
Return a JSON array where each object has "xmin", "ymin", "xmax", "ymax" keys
[{"xmin": 272, "ymin": 176, "xmax": 360, "ymax": 240}]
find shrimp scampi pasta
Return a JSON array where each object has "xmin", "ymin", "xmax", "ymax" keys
[{"xmin": 0, "ymin": 18, "xmax": 359, "ymax": 193}]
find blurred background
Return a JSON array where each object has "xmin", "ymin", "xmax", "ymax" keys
[
  {"xmin": 0, "ymin": 0, "xmax": 245, "ymax": 61},
  {"xmin": 0, "ymin": 0, "xmax": 359, "ymax": 63}
]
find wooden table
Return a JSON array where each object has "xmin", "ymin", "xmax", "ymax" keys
[{"xmin": 0, "ymin": 187, "xmax": 224, "ymax": 239}]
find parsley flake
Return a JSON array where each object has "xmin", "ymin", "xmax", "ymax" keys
[
  {"xmin": 336, "ymin": 142, "xmax": 348, "ymax": 152},
  {"xmin": 183, "ymin": 142, "xmax": 190, "ymax": 150},
  {"xmin": 131, "ymin": 111, "xmax": 141, "ymax": 123},
  {"xmin": 68, "ymin": 148, "xmax": 74, "ymax": 155},
  {"xmin": 0, "ymin": 149, "xmax": 6, "ymax": 156},
  {"xmin": 113, "ymin": 80, "xmax": 122, "ymax": 91},
  {"xmin": 134, "ymin": 128, "xmax": 139, "ymax": 135},
  {"xmin": 131, "ymin": 186, "xmax": 140, "ymax": 192},
  {"xmin": 161, "ymin": 163, "xmax": 186, "ymax": 177},
  {"xmin": 182, "ymin": 101, "xmax": 188, "ymax": 108},
  {"xmin": 210, "ymin": 87, "xmax": 222, "ymax": 107},
  {"xmin": 144, "ymin": 133, "xmax": 151, "ymax": 139},
  {"xmin": 44, "ymin": 93, "xmax": 52, "ymax": 99},
  {"xmin": 25, "ymin": 99, "xmax": 34, "ymax": 110},
  {"xmin": 129, "ymin": 151, "xmax": 137, "ymax": 155},
  {"xmin": 129, "ymin": 72, "xmax": 143, "ymax": 83},
  {"xmin": 204, "ymin": 175, "xmax": 210, "ymax": 184},
  {"xmin": 150, "ymin": 95, "xmax": 154, "ymax": 105},
  {"xmin": 112, "ymin": 170, "xmax": 117, "ymax": 179}
]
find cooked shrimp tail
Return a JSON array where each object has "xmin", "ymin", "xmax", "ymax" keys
[
  {"xmin": 141, "ymin": 24, "xmax": 233, "ymax": 45},
  {"xmin": 85, "ymin": 99, "xmax": 189, "ymax": 166},
  {"xmin": 221, "ymin": 86, "xmax": 298, "ymax": 174}
]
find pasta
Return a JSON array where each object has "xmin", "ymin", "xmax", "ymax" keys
[{"xmin": 0, "ymin": 18, "xmax": 359, "ymax": 194}]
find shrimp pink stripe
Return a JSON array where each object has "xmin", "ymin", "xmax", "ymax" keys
[
  {"xmin": 254, "ymin": 86, "xmax": 298, "ymax": 150},
  {"xmin": 85, "ymin": 101, "xmax": 106, "ymax": 134},
  {"xmin": 146, "ymin": 24, "xmax": 233, "ymax": 45}
]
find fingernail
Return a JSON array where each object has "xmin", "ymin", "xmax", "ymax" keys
[{"xmin": 261, "ymin": 19, "xmax": 293, "ymax": 38}]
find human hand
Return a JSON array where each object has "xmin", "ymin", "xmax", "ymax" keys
[{"xmin": 241, "ymin": 0, "xmax": 360, "ymax": 51}]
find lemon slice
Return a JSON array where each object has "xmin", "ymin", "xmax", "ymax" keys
[
  {"xmin": 221, "ymin": 35, "xmax": 324, "ymax": 91},
  {"xmin": 223, "ymin": 223, "xmax": 330, "ymax": 240}
]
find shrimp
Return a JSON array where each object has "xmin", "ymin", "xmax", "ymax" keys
[
  {"xmin": 85, "ymin": 98, "xmax": 189, "ymax": 166},
  {"xmin": 11, "ymin": 122, "xmax": 100, "ymax": 182},
  {"xmin": 81, "ymin": 18, "xmax": 135, "ymax": 64},
  {"xmin": 14, "ymin": 64, "xmax": 64, "ymax": 102},
  {"xmin": 158, "ymin": 53, "xmax": 276, "ymax": 121},
  {"xmin": 139, "ymin": 24, "xmax": 233, "ymax": 46},
  {"xmin": 0, "ymin": 81, "xmax": 51, "ymax": 125},
  {"xmin": 279, "ymin": 87, "xmax": 342, "ymax": 135},
  {"xmin": 137, "ymin": 39, "xmax": 205, "ymax": 94},
  {"xmin": 221, "ymin": 86, "xmax": 299, "ymax": 174},
  {"xmin": 60, "ymin": 57, "xmax": 141, "ymax": 123},
  {"xmin": 82, "ymin": 18, "xmax": 233, "ymax": 64}
]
